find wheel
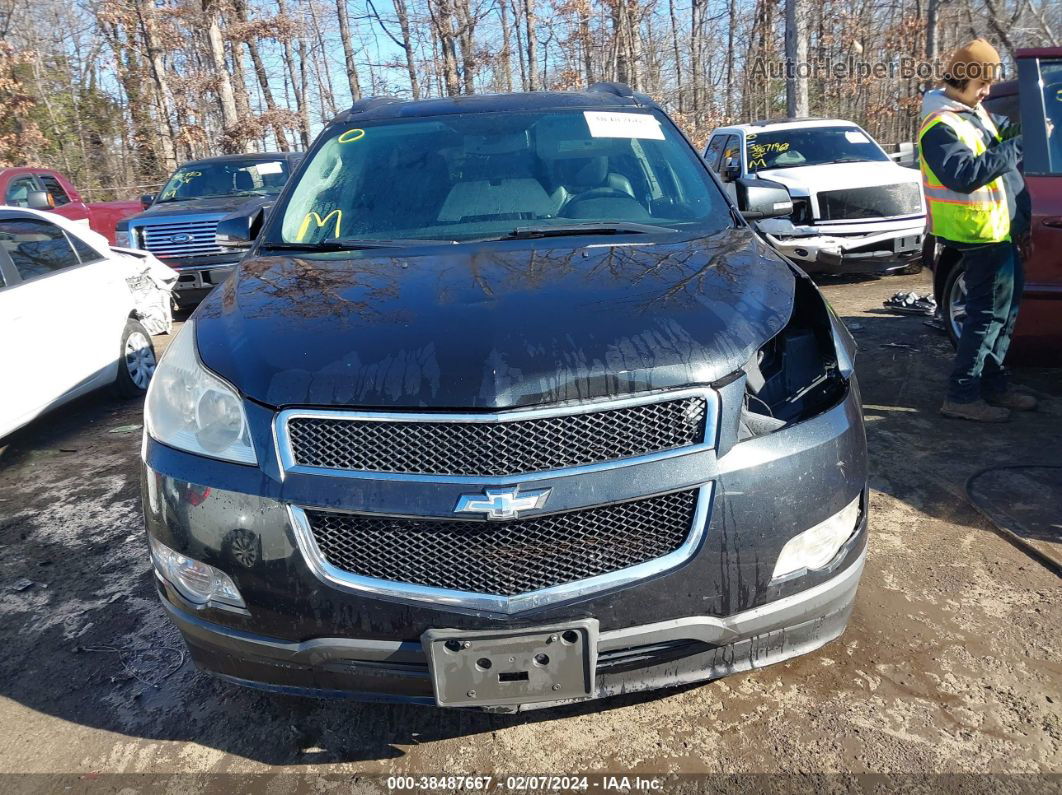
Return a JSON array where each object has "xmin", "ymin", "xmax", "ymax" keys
[
  {"xmin": 114, "ymin": 318, "xmax": 157, "ymax": 398},
  {"xmin": 941, "ymin": 263, "xmax": 967, "ymax": 348}
]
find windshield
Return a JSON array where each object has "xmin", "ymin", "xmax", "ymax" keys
[
  {"xmin": 157, "ymin": 159, "xmax": 293, "ymax": 203},
  {"xmin": 267, "ymin": 109, "xmax": 730, "ymax": 245},
  {"xmin": 746, "ymin": 126, "xmax": 890, "ymax": 171}
]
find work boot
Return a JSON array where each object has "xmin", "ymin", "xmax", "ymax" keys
[
  {"xmin": 939, "ymin": 399, "xmax": 1011, "ymax": 422},
  {"xmin": 985, "ymin": 389, "xmax": 1038, "ymax": 411}
]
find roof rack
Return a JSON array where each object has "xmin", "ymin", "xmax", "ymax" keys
[
  {"xmin": 588, "ymin": 82, "xmax": 635, "ymax": 98},
  {"xmin": 348, "ymin": 96, "xmax": 403, "ymax": 113}
]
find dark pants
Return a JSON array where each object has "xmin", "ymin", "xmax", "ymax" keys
[{"xmin": 947, "ymin": 241, "xmax": 1024, "ymax": 403}]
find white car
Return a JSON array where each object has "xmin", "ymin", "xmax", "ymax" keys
[
  {"xmin": 0, "ymin": 207, "xmax": 174, "ymax": 439},
  {"xmin": 703, "ymin": 118, "xmax": 926, "ymax": 274}
]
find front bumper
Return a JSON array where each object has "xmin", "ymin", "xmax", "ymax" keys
[
  {"xmin": 160, "ymin": 545, "xmax": 864, "ymax": 711},
  {"xmin": 142, "ymin": 377, "xmax": 869, "ymax": 710},
  {"xmin": 764, "ymin": 226, "xmax": 924, "ymax": 275},
  {"xmin": 169, "ymin": 263, "xmax": 237, "ymax": 301}
]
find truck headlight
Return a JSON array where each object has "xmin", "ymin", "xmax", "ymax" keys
[
  {"xmin": 115, "ymin": 230, "xmax": 132, "ymax": 248},
  {"xmin": 149, "ymin": 536, "xmax": 245, "ymax": 608},
  {"xmin": 144, "ymin": 320, "xmax": 257, "ymax": 464},
  {"xmin": 772, "ymin": 496, "xmax": 861, "ymax": 580}
]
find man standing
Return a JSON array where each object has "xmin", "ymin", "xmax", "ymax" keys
[{"xmin": 919, "ymin": 38, "xmax": 1035, "ymax": 422}]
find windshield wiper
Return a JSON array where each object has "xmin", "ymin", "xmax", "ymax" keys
[
  {"xmin": 476, "ymin": 222, "xmax": 677, "ymax": 242},
  {"xmin": 260, "ymin": 238, "xmax": 456, "ymax": 252}
]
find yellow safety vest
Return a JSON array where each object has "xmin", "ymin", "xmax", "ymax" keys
[{"xmin": 918, "ymin": 107, "xmax": 1010, "ymax": 244}]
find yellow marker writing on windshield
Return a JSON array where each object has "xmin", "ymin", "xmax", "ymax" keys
[
  {"xmin": 338, "ymin": 128, "xmax": 365, "ymax": 143},
  {"xmin": 296, "ymin": 209, "xmax": 342, "ymax": 242}
]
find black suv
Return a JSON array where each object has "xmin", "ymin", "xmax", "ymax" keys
[{"xmin": 141, "ymin": 85, "xmax": 868, "ymax": 712}]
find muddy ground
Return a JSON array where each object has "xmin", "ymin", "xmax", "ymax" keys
[{"xmin": 0, "ymin": 271, "xmax": 1058, "ymax": 783}]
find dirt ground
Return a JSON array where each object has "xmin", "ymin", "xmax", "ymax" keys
[{"xmin": 0, "ymin": 270, "xmax": 1059, "ymax": 784}]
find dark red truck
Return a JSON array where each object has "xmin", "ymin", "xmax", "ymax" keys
[
  {"xmin": 0, "ymin": 167, "xmax": 142, "ymax": 245},
  {"xmin": 927, "ymin": 48, "xmax": 1062, "ymax": 362}
]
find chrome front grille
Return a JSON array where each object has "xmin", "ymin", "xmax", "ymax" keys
[
  {"xmin": 280, "ymin": 391, "xmax": 712, "ymax": 478},
  {"xmin": 137, "ymin": 218, "xmax": 223, "ymax": 258},
  {"xmin": 302, "ymin": 489, "xmax": 700, "ymax": 598}
]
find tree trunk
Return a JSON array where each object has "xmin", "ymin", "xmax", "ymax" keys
[
  {"xmin": 233, "ymin": 0, "xmax": 289, "ymax": 150},
  {"xmin": 276, "ymin": 0, "xmax": 310, "ymax": 148},
  {"xmin": 455, "ymin": 0, "xmax": 477, "ymax": 94},
  {"xmin": 785, "ymin": 0, "xmax": 809, "ymax": 117},
  {"xmin": 429, "ymin": 0, "xmax": 462, "ymax": 96},
  {"xmin": 580, "ymin": 0, "xmax": 593, "ymax": 85},
  {"xmin": 392, "ymin": 0, "xmax": 421, "ymax": 99},
  {"xmin": 725, "ymin": 0, "xmax": 736, "ymax": 119},
  {"xmin": 668, "ymin": 0, "xmax": 683, "ymax": 112},
  {"xmin": 512, "ymin": 0, "xmax": 527, "ymax": 90},
  {"xmin": 336, "ymin": 0, "xmax": 362, "ymax": 102},
  {"xmin": 524, "ymin": 0, "xmax": 538, "ymax": 91},
  {"xmin": 103, "ymin": 21, "xmax": 161, "ymax": 179},
  {"xmin": 499, "ymin": 2, "xmax": 514, "ymax": 91},
  {"xmin": 203, "ymin": 0, "xmax": 239, "ymax": 146},
  {"xmin": 134, "ymin": 0, "xmax": 177, "ymax": 171},
  {"xmin": 690, "ymin": 0, "xmax": 704, "ymax": 119}
]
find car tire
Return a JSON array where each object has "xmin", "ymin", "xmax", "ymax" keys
[
  {"xmin": 941, "ymin": 263, "xmax": 967, "ymax": 349},
  {"xmin": 894, "ymin": 261, "xmax": 923, "ymax": 276},
  {"xmin": 114, "ymin": 318, "xmax": 158, "ymax": 398}
]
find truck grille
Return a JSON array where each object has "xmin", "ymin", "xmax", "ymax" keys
[
  {"xmin": 816, "ymin": 183, "xmax": 922, "ymax": 221},
  {"xmin": 304, "ymin": 489, "xmax": 699, "ymax": 596},
  {"xmin": 283, "ymin": 394, "xmax": 709, "ymax": 477},
  {"xmin": 138, "ymin": 218, "xmax": 223, "ymax": 258}
]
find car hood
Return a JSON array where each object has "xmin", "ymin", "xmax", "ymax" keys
[
  {"xmin": 193, "ymin": 228, "xmax": 796, "ymax": 410},
  {"xmin": 133, "ymin": 194, "xmax": 276, "ymax": 220},
  {"xmin": 757, "ymin": 161, "xmax": 920, "ymax": 195}
]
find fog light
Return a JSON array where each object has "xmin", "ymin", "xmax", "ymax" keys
[
  {"xmin": 772, "ymin": 496, "xmax": 861, "ymax": 580},
  {"xmin": 149, "ymin": 536, "xmax": 246, "ymax": 608}
]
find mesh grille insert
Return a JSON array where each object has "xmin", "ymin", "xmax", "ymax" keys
[
  {"xmin": 304, "ymin": 489, "xmax": 699, "ymax": 596},
  {"xmin": 817, "ymin": 183, "xmax": 922, "ymax": 221},
  {"xmin": 286, "ymin": 396, "xmax": 708, "ymax": 477}
]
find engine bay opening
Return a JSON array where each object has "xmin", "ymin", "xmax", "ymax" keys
[{"xmin": 740, "ymin": 276, "xmax": 849, "ymax": 438}]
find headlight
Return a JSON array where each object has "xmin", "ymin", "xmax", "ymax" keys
[
  {"xmin": 772, "ymin": 496, "xmax": 861, "ymax": 580},
  {"xmin": 149, "ymin": 537, "xmax": 245, "ymax": 608},
  {"xmin": 144, "ymin": 320, "xmax": 257, "ymax": 464},
  {"xmin": 115, "ymin": 230, "xmax": 132, "ymax": 248}
]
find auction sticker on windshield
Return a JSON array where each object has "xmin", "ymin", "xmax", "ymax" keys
[
  {"xmin": 256, "ymin": 161, "xmax": 284, "ymax": 175},
  {"xmin": 584, "ymin": 111, "xmax": 664, "ymax": 140}
]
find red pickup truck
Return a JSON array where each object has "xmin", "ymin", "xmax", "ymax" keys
[{"xmin": 0, "ymin": 168, "xmax": 143, "ymax": 245}]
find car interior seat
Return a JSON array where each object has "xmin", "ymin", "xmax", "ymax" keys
[
  {"xmin": 553, "ymin": 156, "xmax": 648, "ymax": 220},
  {"xmin": 437, "ymin": 152, "xmax": 554, "ymax": 223}
]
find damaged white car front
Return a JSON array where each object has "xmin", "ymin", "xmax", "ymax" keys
[
  {"xmin": 704, "ymin": 120, "xmax": 927, "ymax": 275},
  {"xmin": 755, "ymin": 165, "xmax": 926, "ymax": 275}
]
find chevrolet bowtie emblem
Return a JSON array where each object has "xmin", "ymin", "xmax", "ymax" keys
[{"xmin": 453, "ymin": 487, "xmax": 552, "ymax": 520}]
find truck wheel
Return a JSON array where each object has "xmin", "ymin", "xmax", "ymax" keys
[
  {"xmin": 941, "ymin": 264, "xmax": 967, "ymax": 349},
  {"xmin": 114, "ymin": 318, "xmax": 158, "ymax": 398}
]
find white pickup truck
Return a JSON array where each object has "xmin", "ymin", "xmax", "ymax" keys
[{"xmin": 703, "ymin": 118, "xmax": 926, "ymax": 274}]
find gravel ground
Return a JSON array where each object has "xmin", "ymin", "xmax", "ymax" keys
[{"xmin": 0, "ymin": 270, "xmax": 1058, "ymax": 784}]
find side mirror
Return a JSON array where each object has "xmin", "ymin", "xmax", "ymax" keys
[
  {"xmin": 722, "ymin": 157, "xmax": 742, "ymax": 183},
  {"xmin": 26, "ymin": 190, "xmax": 53, "ymax": 210},
  {"xmin": 217, "ymin": 205, "xmax": 265, "ymax": 249},
  {"xmin": 735, "ymin": 176, "xmax": 793, "ymax": 221},
  {"xmin": 140, "ymin": 194, "xmax": 155, "ymax": 209}
]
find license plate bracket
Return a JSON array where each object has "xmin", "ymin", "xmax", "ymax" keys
[
  {"xmin": 893, "ymin": 234, "xmax": 921, "ymax": 253},
  {"xmin": 422, "ymin": 619, "xmax": 598, "ymax": 708}
]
